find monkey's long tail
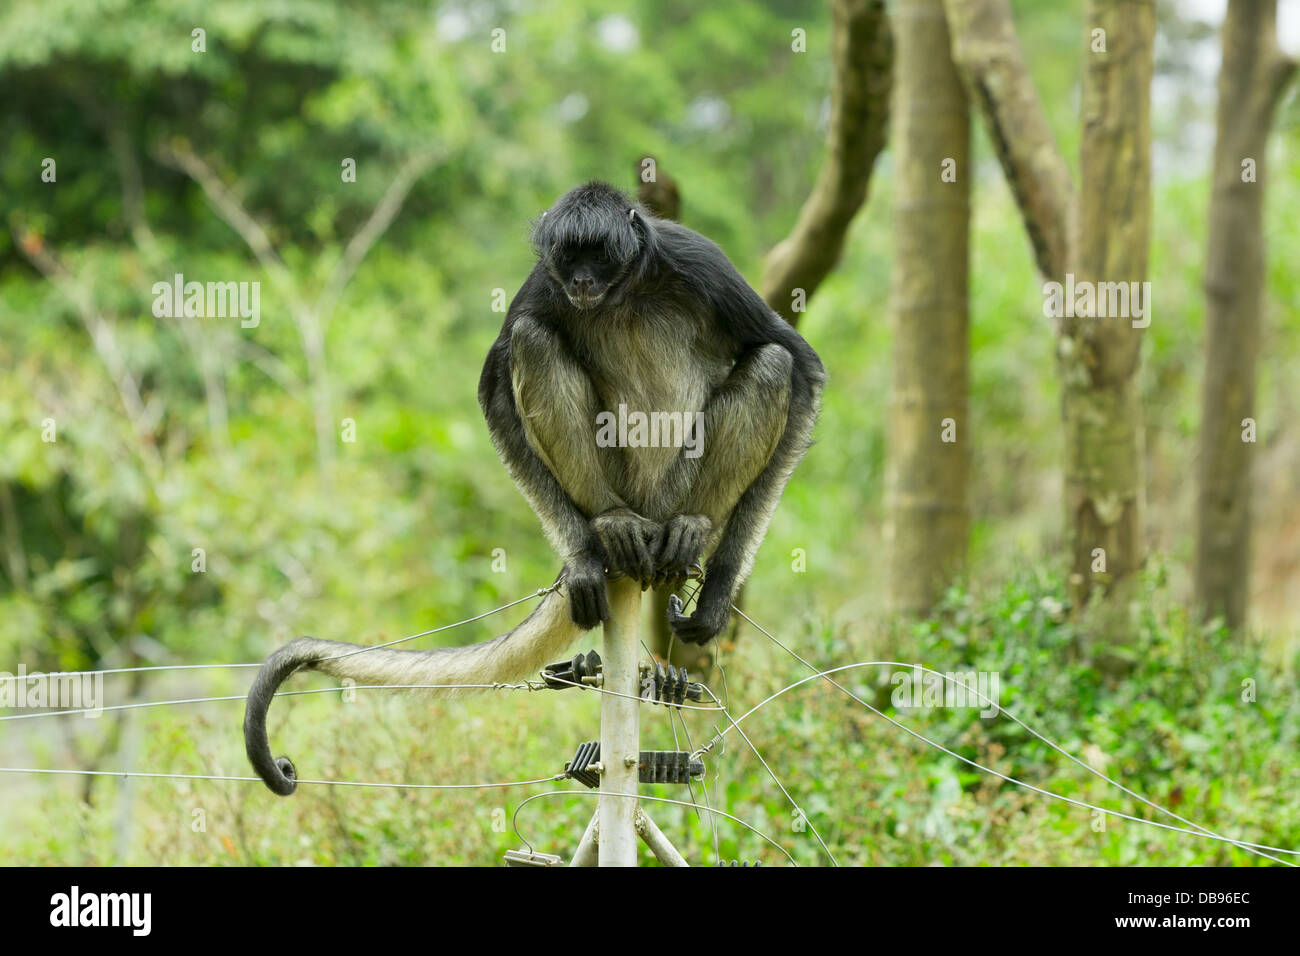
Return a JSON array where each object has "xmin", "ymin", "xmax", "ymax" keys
[{"xmin": 244, "ymin": 581, "xmax": 582, "ymax": 795}]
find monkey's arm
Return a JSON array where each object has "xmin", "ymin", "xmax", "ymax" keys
[{"xmin": 479, "ymin": 309, "xmax": 614, "ymax": 628}]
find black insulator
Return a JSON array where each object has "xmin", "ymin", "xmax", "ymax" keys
[
  {"xmin": 542, "ymin": 649, "xmax": 602, "ymax": 689},
  {"xmin": 563, "ymin": 743, "xmax": 704, "ymax": 787}
]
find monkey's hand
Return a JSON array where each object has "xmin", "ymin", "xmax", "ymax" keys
[
  {"xmin": 591, "ymin": 507, "xmax": 663, "ymax": 588},
  {"xmin": 653, "ymin": 514, "xmax": 711, "ymax": 589},
  {"xmin": 563, "ymin": 551, "xmax": 611, "ymax": 629},
  {"xmin": 666, "ymin": 588, "xmax": 730, "ymax": 645}
]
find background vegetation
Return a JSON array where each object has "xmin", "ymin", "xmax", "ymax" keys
[{"xmin": 0, "ymin": 0, "xmax": 1296, "ymax": 865}]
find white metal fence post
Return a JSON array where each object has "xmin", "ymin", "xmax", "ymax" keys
[{"xmin": 597, "ymin": 576, "xmax": 641, "ymax": 866}]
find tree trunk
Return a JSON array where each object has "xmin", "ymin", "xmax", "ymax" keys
[
  {"xmin": 1057, "ymin": 0, "xmax": 1154, "ymax": 658},
  {"xmin": 1195, "ymin": 0, "xmax": 1296, "ymax": 629},
  {"xmin": 885, "ymin": 0, "xmax": 970, "ymax": 614},
  {"xmin": 941, "ymin": 0, "xmax": 1156, "ymax": 658}
]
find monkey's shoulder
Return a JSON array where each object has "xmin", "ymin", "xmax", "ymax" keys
[{"xmin": 652, "ymin": 220, "xmax": 738, "ymax": 282}]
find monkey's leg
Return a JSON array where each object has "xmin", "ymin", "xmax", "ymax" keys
[
  {"xmin": 668, "ymin": 345, "xmax": 820, "ymax": 645},
  {"xmin": 481, "ymin": 318, "xmax": 621, "ymax": 628},
  {"xmin": 510, "ymin": 318, "xmax": 660, "ymax": 586},
  {"xmin": 653, "ymin": 344, "xmax": 792, "ymax": 592},
  {"xmin": 510, "ymin": 318, "xmax": 626, "ymax": 520}
]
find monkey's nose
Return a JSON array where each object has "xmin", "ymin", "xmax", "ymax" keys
[{"xmin": 573, "ymin": 277, "xmax": 594, "ymax": 292}]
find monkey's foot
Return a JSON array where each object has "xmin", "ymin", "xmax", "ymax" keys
[
  {"xmin": 563, "ymin": 553, "xmax": 611, "ymax": 629},
  {"xmin": 666, "ymin": 594, "xmax": 729, "ymax": 645},
  {"xmin": 592, "ymin": 508, "xmax": 662, "ymax": 587},
  {"xmin": 652, "ymin": 514, "xmax": 712, "ymax": 589}
]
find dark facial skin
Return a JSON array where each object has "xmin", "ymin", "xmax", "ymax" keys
[{"xmin": 550, "ymin": 242, "xmax": 624, "ymax": 309}]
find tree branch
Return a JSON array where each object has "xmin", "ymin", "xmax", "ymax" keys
[
  {"xmin": 760, "ymin": 0, "xmax": 893, "ymax": 322},
  {"xmin": 12, "ymin": 225, "xmax": 164, "ymax": 477},
  {"xmin": 316, "ymin": 145, "xmax": 443, "ymax": 330},
  {"xmin": 941, "ymin": 0, "xmax": 1076, "ymax": 280},
  {"xmin": 112, "ymin": 126, "xmax": 232, "ymax": 453},
  {"xmin": 152, "ymin": 140, "xmax": 299, "ymax": 303}
]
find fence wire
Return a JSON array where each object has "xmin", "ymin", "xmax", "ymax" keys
[{"xmin": 0, "ymin": 584, "xmax": 1294, "ymax": 866}]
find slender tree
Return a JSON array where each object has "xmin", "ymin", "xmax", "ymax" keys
[
  {"xmin": 943, "ymin": 0, "xmax": 1154, "ymax": 656},
  {"xmin": 1195, "ymin": 0, "xmax": 1296, "ymax": 629},
  {"xmin": 885, "ymin": 0, "xmax": 970, "ymax": 614},
  {"xmin": 1062, "ymin": 0, "xmax": 1154, "ymax": 649}
]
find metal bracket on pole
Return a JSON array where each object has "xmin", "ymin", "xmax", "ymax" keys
[
  {"xmin": 542, "ymin": 650, "xmax": 705, "ymax": 706},
  {"xmin": 568, "ymin": 812, "xmax": 600, "ymax": 867},
  {"xmin": 563, "ymin": 742, "xmax": 705, "ymax": 787},
  {"xmin": 504, "ymin": 849, "xmax": 565, "ymax": 867},
  {"xmin": 635, "ymin": 807, "xmax": 688, "ymax": 867}
]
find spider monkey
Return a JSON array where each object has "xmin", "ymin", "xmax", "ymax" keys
[{"xmin": 244, "ymin": 181, "xmax": 824, "ymax": 794}]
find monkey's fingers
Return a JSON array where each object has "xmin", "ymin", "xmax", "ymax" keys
[
  {"xmin": 653, "ymin": 526, "xmax": 701, "ymax": 589},
  {"xmin": 603, "ymin": 535, "xmax": 630, "ymax": 577},
  {"xmin": 615, "ymin": 535, "xmax": 638, "ymax": 576},
  {"xmin": 651, "ymin": 566, "xmax": 684, "ymax": 591},
  {"xmin": 569, "ymin": 588, "xmax": 597, "ymax": 629},
  {"xmin": 630, "ymin": 530, "xmax": 656, "ymax": 588},
  {"xmin": 667, "ymin": 594, "xmax": 725, "ymax": 645},
  {"xmin": 655, "ymin": 516, "xmax": 710, "ymax": 585},
  {"xmin": 566, "ymin": 568, "xmax": 611, "ymax": 629},
  {"xmin": 657, "ymin": 521, "xmax": 685, "ymax": 564},
  {"xmin": 679, "ymin": 527, "xmax": 703, "ymax": 572},
  {"xmin": 596, "ymin": 524, "xmax": 637, "ymax": 584},
  {"xmin": 589, "ymin": 584, "xmax": 611, "ymax": 626},
  {"xmin": 665, "ymin": 594, "xmax": 705, "ymax": 644},
  {"xmin": 643, "ymin": 526, "xmax": 666, "ymax": 585},
  {"xmin": 649, "ymin": 568, "xmax": 683, "ymax": 591},
  {"xmin": 593, "ymin": 582, "xmax": 611, "ymax": 623},
  {"xmin": 617, "ymin": 531, "xmax": 652, "ymax": 586},
  {"xmin": 607, "ymin": 524, "xmax": 653, "ymax": 586},
  {"xmin": 667, "ymin": 593, "xmax": 688, "ymax": 623}
]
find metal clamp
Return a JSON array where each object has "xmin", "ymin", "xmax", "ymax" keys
[
  {"xmin": 545, "ymin": 651, "xmax": 705, "ymax": 707},
  {"xmin": 565, "ymin": 740, "xmax": 603, "ymax": 788},
  {"xmin": 504, "ymin": 849, "xmax": 565, "ymax": 867},
  {"xmin": 639, "ymin": 660, "xmax": 704, "ymax": 705},
  {"xmin": 541, "ymin": 649, "xmax": 603, "ymax": 689},
  {"xmin": 564, "ymin": 742, "xmax": 704, "ymax": 787}
]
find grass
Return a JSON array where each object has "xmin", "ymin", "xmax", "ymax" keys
[{"xmin": 3, "ymin": 565, "xmax": 1295, "ymax": 866}]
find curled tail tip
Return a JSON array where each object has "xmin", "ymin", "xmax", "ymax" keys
[
  {"xmin": 267, "ymin": 755, "xmax": 298, "ymax": 795},
  {"xmin": 244, "ymin": 636, "xmax": 319, "ymax": 797}
]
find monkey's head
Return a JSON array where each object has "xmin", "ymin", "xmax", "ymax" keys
[{"xmin": 532, "ymin": 182, "xmax": 657, "ymax": 311}]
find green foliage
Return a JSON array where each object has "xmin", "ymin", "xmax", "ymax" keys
[
  {"xmin": 4, "ymin": 571, "xmax": 1294, "ymax": 865},
  {"xmin": 0, "ymin": 0, "xmax": 1296, "ymax": 864}
]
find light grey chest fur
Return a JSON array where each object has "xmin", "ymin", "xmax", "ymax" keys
[{"xmin": 577, "ymin": 306, "xmax": 732, "ymax": 509}]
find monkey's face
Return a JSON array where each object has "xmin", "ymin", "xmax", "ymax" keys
[{"xmin": 550, "ymin": 242, "xmax": 626, "ymax": 310}]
